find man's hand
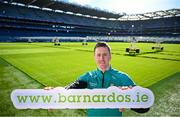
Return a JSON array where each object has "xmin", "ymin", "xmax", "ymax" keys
[
  {"xmin": 119, "ymin": 86, "xmax": 133, "ymax": 90},
  {"xmin": 44, "ymin": 86, "xmax": 54, "ymax": 90},
  {"xmin": 119, "ymin": 86, "xmax": 133, "ymax": 112},
  {"xmin": 44, "ymin": 86, "xmax": 64, "ymax": 90},
  {"xmin": 119, "ymin": 108, "xmax": 125, "ymax": 112}
]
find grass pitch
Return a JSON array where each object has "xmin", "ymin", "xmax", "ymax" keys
[{"xmin": 0, "ymin": 42, "xmax": 180, "ymax": 116}]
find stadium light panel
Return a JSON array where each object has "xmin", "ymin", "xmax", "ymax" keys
[
  {"xmin": 42, "ymin": 8, "xmax": 52, "ymax": 11},
  {"xmin": 100, "ymin": 18, "xmax": 107, "ymax": 20},
  {"xmin": 84, "ymin": 15, "xmax": 91, "ymax": 17},
  {"xmin": 3, "ymin": 1, "xmax": 8, "ymax": 3},
  {"xmin": 108, "ymin": 18, "xmax": 116, "ymax": 21},
  {"xmin": 66, "ymin": 12, "xmax": 74, "ymax": 15},
  {"xmin": 28, "ymin": 5, "xmax": 40, "ymax": 9},
  {"xmin": 75, "ymin": 13, "xmax": 83, "ymax": 16},
  {"xmin": 92, "ymin": 16, "xmax": 98, "ymax": 19},
  {"xmin": 55, "ymin": 10, "xmax": 64, "ymax": 13},
  {"xmin": 11, "ymin": 2, "xmax": 25, "ymax": 6}
]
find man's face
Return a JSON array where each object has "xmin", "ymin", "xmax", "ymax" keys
[{"xmin": 94, "ymin": 47, "xmax": 111, "ymax": 72}]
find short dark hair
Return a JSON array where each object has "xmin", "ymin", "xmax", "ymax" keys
[{"xmin": 94, "ymin": 42, "xmax": 111, "ymax": 54}]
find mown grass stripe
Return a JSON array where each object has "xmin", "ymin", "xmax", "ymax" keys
[
  {"xmin": 0, "ymin": 57, "xmax": 86, "ymax": 116},
  {"xmin": 0, "ymin": 57, "xmax": 46, "ymax": 87}
]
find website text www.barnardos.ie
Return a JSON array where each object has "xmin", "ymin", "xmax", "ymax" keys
[{"xmin": 17, "ymin": 92, "xmax": 149, "ymax": 103}]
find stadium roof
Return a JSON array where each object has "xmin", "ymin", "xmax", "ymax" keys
[
  {"xmin": 2, "ymin": 0, "xmax": 180, "ymax": 20},
  {"xmin": 3, "ymin": 0, "xmax": 122, "ymax": 18},
  {"xmin": 119, "ymin": 9, "xmax": 180, "ymax": 21}
]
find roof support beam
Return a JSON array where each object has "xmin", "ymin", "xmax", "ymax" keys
[
  {"xmin": 27, "ymin": 0, "xmax": 37, "ymax": 5},
  {"xmin": 42, "ymin": 1, "xmax": 55, "ymax": 8}
]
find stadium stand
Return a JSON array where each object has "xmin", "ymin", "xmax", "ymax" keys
[{"xmin": 0, "ymin": 0, "xmax": 180, "ymax": 42}]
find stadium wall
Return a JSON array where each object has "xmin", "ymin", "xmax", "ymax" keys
[{"xmin": 0, "ymin": 2, "xmax": 179, "ymax": 42}]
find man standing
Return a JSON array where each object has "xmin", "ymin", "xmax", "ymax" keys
[{"xmin": 66, "ymin": 42, "xmax": 149, "ymax": 116}]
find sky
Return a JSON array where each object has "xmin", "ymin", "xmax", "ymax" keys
[{"xmin": 62, "ymin": 0, "xmax": 180, "ymax": 14}]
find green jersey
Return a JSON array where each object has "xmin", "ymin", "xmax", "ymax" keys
[{"xmin": 78, "ymin": 67, "xmax": 136, "ymax": 116}]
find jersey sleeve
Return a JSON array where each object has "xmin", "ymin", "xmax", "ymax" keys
[
  {"xmin": 121, "ymin": 73, "xmax": 136, "ymax": 86},
  {"xmin": 78, "ymin": 72, "xmax": 90, "ymax": 82},
  {"xmin": 65, "ymin": 72, "xmax": 90, "ymax": 89}
]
